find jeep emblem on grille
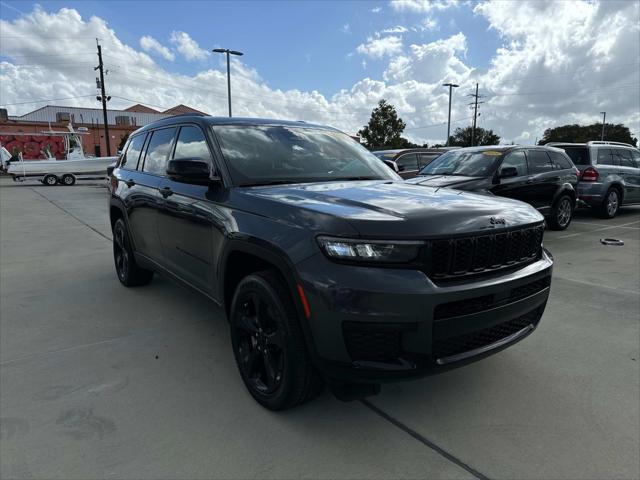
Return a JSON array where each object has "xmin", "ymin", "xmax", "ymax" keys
[{"xmin": 490, "ymin": 217, "xmax": 506, "ymax": 225}]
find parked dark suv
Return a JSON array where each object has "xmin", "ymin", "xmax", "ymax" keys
[
  {"xmin": 109, "ymin": 116, "xmax": 553, "ymax": 410},
  {"xmin": 406, "ymin": 146, "xmax": 579, "ymax": 230}
]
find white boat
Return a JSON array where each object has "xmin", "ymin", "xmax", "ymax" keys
[{"xmin": 0, "ymin": 124, "xmax": 118, "ymax": 186}]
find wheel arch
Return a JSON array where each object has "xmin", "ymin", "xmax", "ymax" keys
[{"xmin": 219, "ymin": 238, "xmax": 320, "ymax": 363}]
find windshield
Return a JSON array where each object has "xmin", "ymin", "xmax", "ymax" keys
[
  {"xmin": 213, "ymin": 125, "xmax": 399, "ymax": 186},
  {"xmin": 418, "ymin": 149, "xmax": 502, "ymax": 177}
]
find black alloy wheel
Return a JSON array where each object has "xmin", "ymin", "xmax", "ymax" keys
[
  {"xmin": 112, "ymin": 218, "xmax": 154, "ymax": 287},
  {"xmin": 230, "ymin": 271, "xmax": 323, "ymax": 410}
]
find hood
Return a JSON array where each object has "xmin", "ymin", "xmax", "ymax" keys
[
  {"xmin": 237, "ymin": 180, "xmax": 543, "ymax": 238},
  {"xmin": 405, "ymin": 174, "xmax": 485, "ymax": 189}
]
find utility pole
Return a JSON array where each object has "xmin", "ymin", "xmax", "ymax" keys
[
  {"xmin": 600, "ymin": 111, "xmax": 606, "ymax": 141},
  {"xmin": 443, "ymin": 83, "xmax": 459, "ymax": 146},
  {"xmin": 467, "ymin": 83, "xmax": 485, "ymax": 147},
  {"xmin": 95, "ymin": 40, "xmax": 111, "ymax": 156}
]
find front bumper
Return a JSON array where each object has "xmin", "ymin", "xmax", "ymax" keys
[{"xmin": 296, "ymin": 249, "xmax": 553, "ymax": 383}]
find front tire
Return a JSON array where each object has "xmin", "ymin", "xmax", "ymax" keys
[
  {"xmin": 230, "ymin": 271, "xmax": 323, "ymax": 410},
  {"xmin": 548, "ymin": 194, "xmax": 574, "ymax": 230},
  {"xmin": 112, "ymin": 218, "xmax": 154, "ymax": 287},
  {"xmin": 596, "ymin": 187, "xmax": 620, "ymax": 219}
]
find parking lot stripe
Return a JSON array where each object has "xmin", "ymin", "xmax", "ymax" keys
[
  {"xmin": 361, "ymin": 399, "xmax": 490, "ymax": 480},
  {"xmin": 571, "ymin": 221, "xmax": 640, "ymax": 229},
  {"xmin": 557, "ymin": 220, "xmax": 640, "ymax": 239},
  {"xmin": 30, "ymin": 187, "xmax": 112, "ymax": 243}
]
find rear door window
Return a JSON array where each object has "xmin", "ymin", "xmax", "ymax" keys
[
  {"xmin": 526, "ymin": 149, "xmax": 554, "ymax": 174},
  {"xmin": 500, "ymin": 150, "xmax": 528, "ymax": 176},
  {"xmin": 630, "ymin": 150, "xmax": 640, "ymax": 168},
  {"xmin": 396, "ymin": 153, "xmax": 418, "ymax": 171},
  {"xmin": 548, "ymin": 151, "xmax": 573, "ymax": 170},
  {"xmin": 615, "ymin": 148, "xmax": 634, "ymax": 168},
  {"xmin": 142, "ymin": 127, "xmax": 176, "ymax": 176},
  {"xmin": 597, "ymin": 148, "xmax": 618, "ymax": 166},
  {"xmin": 120, "ymin": 133, "xmax": 146, "ymax": 170}
]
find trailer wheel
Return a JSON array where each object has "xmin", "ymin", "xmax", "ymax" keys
[
  {"xmin": 61, "ymin": 174, "xmax": 76, "ymax": 186},
  {"xmin": 43, "ymin": 175, "xmax": 58, "ymax": 186}
]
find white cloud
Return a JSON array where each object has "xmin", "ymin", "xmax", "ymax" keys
[
  {"xmin": 341, "ymin": 23, "xmax": 351, "ymax": 34},
  {"xmin": 390, "ymin": 0, "xmax": 459, "ymax": 13},
  {"xmin": 139, "ymin": 35, "xmax": 175, "ymax": 61},
  {"xmin": 371, "ymin": 6, "xmax": 382, "ymax": 13},
  {"xmin": 0, "ymin": 2, "xmax": 638, "ymax": 147},
  {"xmin": 380, "ymin": 25, "xmax": 409, "ymax": 34},
  {"xmin": 169, "ymin": 31, "xmax": 209, "ymax": 61},
  {"xmin": 356, "ymin": 36, "xmax": 403, "ymax": 58}
]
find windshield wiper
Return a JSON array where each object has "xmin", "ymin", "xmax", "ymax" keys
[{"xmin": 330, "ymin": 176, "xmax": 379, "ymax": 181}]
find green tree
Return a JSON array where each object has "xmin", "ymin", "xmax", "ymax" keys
[
  {"xmin": 538, "ymin": 123, "xmax": 637, "ymax": 146},
  {"xmin": 358, "ymin": 99, "xmax": 412, "ymax": 149},
  {"xmin": 448, "ymin": 126, "xmax": 501, "ymax": 147}
]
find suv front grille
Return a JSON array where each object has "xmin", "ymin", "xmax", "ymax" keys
[
  {"xmin": 433, "ymin": 307, "xmax": 542, "ymax": 361},
  {"xmin": 426, "ymin": 224, "xmax": 544, "ymax": 281}
]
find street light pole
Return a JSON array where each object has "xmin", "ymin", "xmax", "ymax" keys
[
  {"xmin": 600, "ymin": 111, "xmax": 606, "ymax": 141},
  {"xmin": 443, "ymin": 83, "xmax": 459, "ymax": 146},
  {"xmin": 213, "ymin": 48, "xmax": 244, "ymax": 117}
]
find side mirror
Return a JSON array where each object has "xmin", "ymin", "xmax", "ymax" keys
[
  {"xmin": 397, "ymin": 163, "xmax": 406, "ymax": 172},
  {"xmin": 382, "ymin": 159, "xmax": 399, "ymax": 173},
  {"xmin": 499, "ymin": 166, "xmax": 518, "ymax": 179},
  {"xmin": 106, "ymin": 163, "xmax": 116, "ymax": 176},
  {"xmin": 166, "ymin": 159, "xmax": 215, "ymax": 184}
]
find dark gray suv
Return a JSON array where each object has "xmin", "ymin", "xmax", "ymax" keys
[
  {"xmin": 547, "ymin": 141, "xmax": 640, "ymax": 218},
  {"xmin": 109, "ymin": 115, "xmax": 553, "ymax": 410}
]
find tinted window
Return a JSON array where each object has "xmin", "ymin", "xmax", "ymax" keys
[
  {"xmin": 558, "ymin": 146, "xmax": 590, "ymax": 165},
  {"xmin": 120, "ymin": 134, "xmax": 146, "ymax": 169},
  {"xmin": 548, "ymin": 151, "xmax": 573, "ymax": 170},
  {"xmin": 213, "ymin": 125, "xmax": 397, "ymax": 185},
  {"xmin": 597, "ymin": 148, "xmax": 618, "ymax": 166},
  {"xmin": 142, "ymin": 128, "xmax": 176, "ymax": 175},
  {"xmin": 630, "ymin": 149, "xmax": 640, "ymax": 167},
  {"xmin": 173, "ymin": 126, "xmax": 212, "ymax": 162},
  {"xmin": 500, "ymin": 150, "xmax": 528, "ymax": 176},
  {"xmin": 396, "ymin": 153, "xmax": 418, "ymax": 171},
  {"xmin": 419, "ymin": 149, "xmax": 502, "ymax": 177},
  {"xmin": 527, "ymin": 150, "xmax": 553, "ymax": 173},
  {"xmin": 614, "ymin": 148, "xmax": 633, "ymax": 168},
  {"xmin": 419, "ymin": 153, "xmax": 441, "ymax": 167}
]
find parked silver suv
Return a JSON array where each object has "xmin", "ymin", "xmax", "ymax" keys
[{"xmin": 546, "ymin": 141, "xmax": 640, "ymax": 218}]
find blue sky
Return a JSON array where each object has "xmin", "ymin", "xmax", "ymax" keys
[
  {"xmin": 1, "ymin": 0, "xmax": 501, "ymax": 97},
  {"xmin": 1, "ymin": 1, "xmax": 638, "ymax": 144}
]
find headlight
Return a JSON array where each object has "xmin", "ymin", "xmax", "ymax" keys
[{"xmin": 317, "ymin": 236, "xmax": 424, "ymax": 264}]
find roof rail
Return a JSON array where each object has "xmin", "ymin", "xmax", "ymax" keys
[
  {"xmin": 587, "ymin": 140, "xmax": 634, "ymax": 147},
  {"xmin": 166, "ymin": 113, "xmax": 207, "ymax": 118}
]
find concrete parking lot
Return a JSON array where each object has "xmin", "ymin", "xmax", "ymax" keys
[{"xmin": 1, "ymin": 178, "xmax": 638, "ymax": 480}]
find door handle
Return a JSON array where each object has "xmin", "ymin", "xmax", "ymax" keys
[
  {"xmin": 160, "ymin": 186, "xmax": 173, "ymax": 198},
  {"xmin": 124, "ymin": 179, "xmax": 135, "ymax": 187}
]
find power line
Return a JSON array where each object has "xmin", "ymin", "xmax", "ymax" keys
[{"xmin": 0, "ymin": 94, "xmax": 96, "ymax": 106}]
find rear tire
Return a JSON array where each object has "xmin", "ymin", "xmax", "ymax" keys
[
  {"xmin": 112, "ymin": 218, "xmax": 154, "ymax": 287},
  {"xmin": 61, "ymin": 174, "xmax": 76, "ymax": 186},
  {"xmin": 42, "ymin": 174, "xmax": 58, "ymax": 186},
  {"xmin": 230, "ymin": 270, "xmax": 323, "ymax": 410},
  {"xmin": 548, "ymin": 194, "xmax": 574, "ymax": 230},
  {"xmin": 596, "ymin": 187, "xmax": 620, "ymax": 219}
]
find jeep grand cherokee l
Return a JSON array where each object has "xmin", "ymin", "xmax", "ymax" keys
[{"xmin": 109, "ymin": 115, "xmax": 553, "ymax": 410}]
